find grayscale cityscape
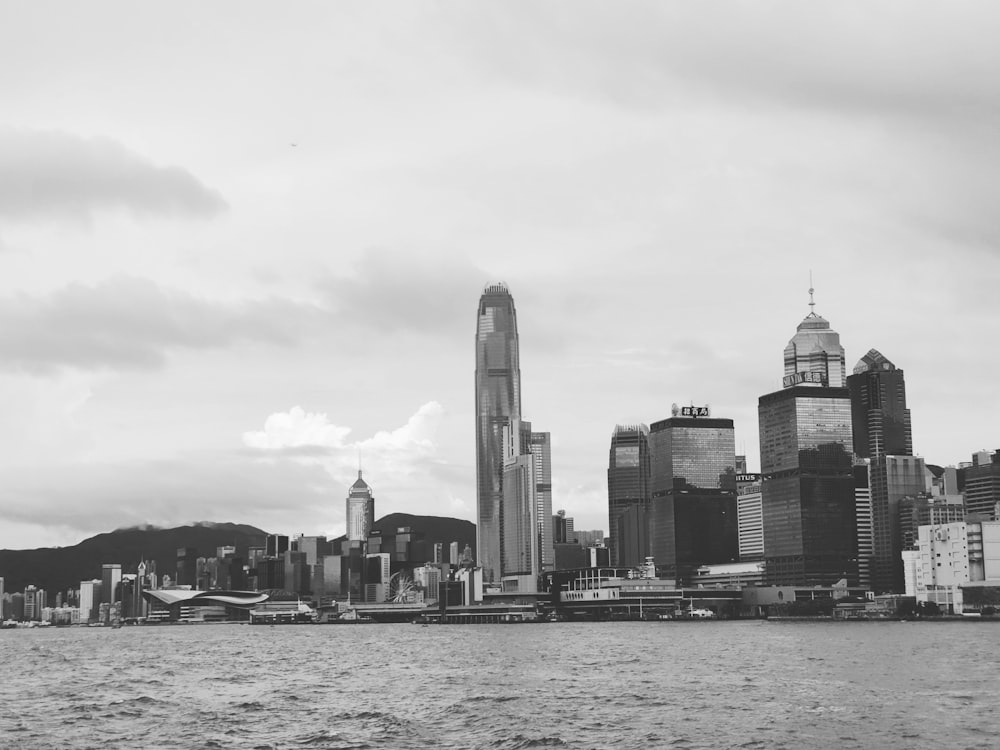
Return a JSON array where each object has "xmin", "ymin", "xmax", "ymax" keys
[{"xmin": 2, "ymin": 3, "xmax": 999, "ymax": 749}]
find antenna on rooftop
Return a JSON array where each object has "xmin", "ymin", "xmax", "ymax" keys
[{"xmin": 808, "ymin": 271, "xmax": 816, "ymax": 316}]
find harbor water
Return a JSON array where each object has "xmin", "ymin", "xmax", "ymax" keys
[{"xmin": 2, "ymin": 620, "xmax": 998, "ymax": 749}]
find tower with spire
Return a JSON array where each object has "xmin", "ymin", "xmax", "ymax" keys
[
  {"xmin": 346, "ymin": 470, "xmax": 375, "ymax": 542},
  {"xmin": 757, "ymin": 282, "xmax": 858, "ymax": 587}
]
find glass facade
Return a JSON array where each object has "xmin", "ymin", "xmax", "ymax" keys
[
  {"xmin": 607, "ymin": 425, "xmax": 650, "ymax": 567},
  {"xmin": 647, "ymin": 417, "xmax": 738, "ymax": 582},
  {"xmin": 346, "ymin": 471, "xmax": 375, "ymax": 542},
  {"xmin": 758, "ymin": 386, "xmax": 858, "ymax": 586},
  {"xmin": 782, "ymin": 313, "xmax": 846, "ymax": 388},
  {"xmin": 475, "ymin": 283, "xmax": 521, "ymax": 582}
]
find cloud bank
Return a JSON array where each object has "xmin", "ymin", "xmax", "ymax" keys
[{"xmin": 0, "ymin": 128, "xmax": 226, "ymax": 222}]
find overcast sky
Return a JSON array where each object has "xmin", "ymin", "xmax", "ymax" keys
[{"xmin": 2, "ymin": 2, "xmax": 999, "ymax": 550}]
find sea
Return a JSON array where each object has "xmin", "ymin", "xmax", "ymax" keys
[{"xmin": 2, "ymin": 620, "xmax": 998, "ymax": 750}]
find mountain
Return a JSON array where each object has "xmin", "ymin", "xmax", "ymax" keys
[
  {"xmin": 0, "ymin": 523, "xmax": 267, "ymax": 595},
  {"xmin": 371, "ymin": 513, "xmax": 476, "ymax": 557}
]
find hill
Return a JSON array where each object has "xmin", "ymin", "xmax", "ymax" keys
[
  {"xmin": 0, "ymin": 523, "xmax": 267, "ymax": 595},
  {"xmin": 372, "ymin": 513, "xmax": 476, "ymax": 558}
]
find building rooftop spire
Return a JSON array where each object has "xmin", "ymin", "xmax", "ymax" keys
[{"xmin": 807, "ymin": 271, "xmax": 817, "ymax": 318}]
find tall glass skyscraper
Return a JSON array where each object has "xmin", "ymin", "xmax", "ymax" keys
[
  {"xmin": 647, "ymin": 409, "xmax": 738, "ymax": 583},
  {"xmin": 475, "ymin": 283, "xmax": 522, "ymax": 583},
  {"xmin": 607, "ymin": 425, "xmax": 651, "ymax": 567},
  {"xmin": 848, "ymin": 349, "xmax": 916, "ymax": 592},
  {"xmin": 759, "ymin": 299, "xmax": 857, "ymax": 586}
]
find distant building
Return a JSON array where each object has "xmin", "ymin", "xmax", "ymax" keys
[
  {"xmin": 346, "ymin": 472, "xmax": 375, "ymax": 542},
  {"xmin": 265, "ymin": 534, "xmax": 289, "ymax": 557},
  {"xmin": 848, "ymin": 350, "xmax": 918, "ymax": 593},
  {"xmin": 758, "ymin": 293, "xmax": 857, "ymax": 587},
  {"xmin": 79, "ymin": 579, "xmax": 102, "ymax": 624},
  {"xmin": 899, "ymin": 494, "xmax": 966, "ymax": 551},
  {"xmin": 911, "ymin": 521, "xmax": 1000, "ymax": 613},
  {"xmin": 736, "ymin": 473, "xmax": 763, "ymax": 561},
  {"xmin": 648, "ymin": 406, "xmax": 738, "ymax": 583},
  {"xmin": 475, "ymin": 282, "xmax": 522, "ymax": 583},
  {"xmin": 100, "ymin": 563, "xmax": 122, "ymax": 605},
  {"xmin": 175, "ymin": 548, "xmax": 198, "ymax": 588},
  {"xmin": 607, "ymin": 424, "xmax": 650, "ymax": 567},
  {"xmin": 964, "ymin": 450, "xmax": 1000, "ymax": 521},
  {"xmin": 553, "ymin": 510, "xmax": 574, "ymax": 544}
]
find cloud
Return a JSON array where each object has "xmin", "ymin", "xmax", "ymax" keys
[
  {"xmin": 0, "ymin": 276, "xmax": 316, "ymax": 373},
  {"xmin": 320, "ymin": 248, "xmax": 489, "ymax": 338},
  {"xmin": 0, "ymin": 451, "xmax": 337, "ymax": 548},
  {"xmin": 0, "ymin": 128, "xmax": 226, "ymax": 222}
]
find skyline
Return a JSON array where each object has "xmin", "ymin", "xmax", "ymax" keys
[{"xmin": 3, "ymin": 3, "xmax": 1000, "ymax": 549}]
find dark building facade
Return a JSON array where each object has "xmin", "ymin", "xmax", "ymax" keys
[
  {"xmin": 607, "ymin": 424, "xmax": 650, "ymax": 567},
  {"xmin": 647, "ymin": 411, "xmax": 738, "ymax": 583},
  {"xmin": 475, "ymin": 282, "xmax": 522, "ymax": 583},
  {"xmin": 848, "ymin": 349, "xmax": 916, "ymax": 593},
  {"xmin": 759, "ymin": 386, "xmax": 857, "ymax": 586}
]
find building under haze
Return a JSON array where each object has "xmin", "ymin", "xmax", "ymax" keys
[
  {"xmin": 758, "ymin": 294, "xmax": 858, "ymax": 587},
  {"xmin": 475, "ymin": 282, "xmax": 522, "ymax": 583},
  {"xmin": 607, "ymin": 424, "xmax": 651, "ymax": 567},
  {"xmin": 346, "ymin": 471, "xmax": 375, "ymax": 542},
  {"xmin": 648, "ymin": 406, "xmax": 738, "ymax": 583}
]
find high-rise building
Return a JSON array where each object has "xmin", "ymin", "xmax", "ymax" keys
[
  {"xmin": 759, "ymin": 296, "xmax": 857, "ymax": 587},
  {"xmin": 501, "ymin": 419, "xmax": 547, "ymax": 590},
  {"xmin": 346, "ymin": 472, "xmax": 375, "ymax": 542},
  {"xmin": 265, "ymin": 534, "xmax": 290, "ymax": 557},
  {"xmin": 101, "ymin": 564, "xmax": 122, "ymax": 605},
  {"xmin": 648, "ymin": 406, "xmax": 738, "ymax": 583},
  {"xmin": 79, "ymin": 579, "xmax": 102, "ymax": 624},
  {"xmin": 848, "ymin": 350, "xmax": 916, "ymax": 592},
  {"xmin": 553, "ymin": 510, "xmax": 574, "ymax": 544},
  {"xmin": 607, "ymin": 424, "xmax": 650, "ymax": 567},
  {"xmin": 964, "ymin": 450, "xmax": 1000, "ymax": 520},
  {"xmin": 848, "ymin": 349, "xmax": 912, "ymax": 458},
  {"xmin": 529, "ymin": 430, "xmax": 554, "ymax": 573},
  {"xmin": 475, "ymin": 282, "xmax": 522, "ymax": 583}
]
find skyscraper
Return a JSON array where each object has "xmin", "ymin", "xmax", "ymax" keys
[
  {"xmin": 648, "ymin": 406, "xmax": 738, "ymax": 583},
  {"xmin": 607, "ymin": 424, "xmax": 651, "ymax": 567},
  {"xmin": 346, "ymin": 471, "xmax": 375, "ymax": 542},
  {"xmin": 475, "ymin": 283, "xmax": 522, "ymax": 583},
  {"xmin": 848, "ymin": 350, "xmax": 917, "ymax": 592},
  {"xmin": 759, "ymin": 296, "xmax": 857, "ymax": 586},
  {"xmin": 528, "ymin": 430, "xmax": 554, "ymax": 573}
]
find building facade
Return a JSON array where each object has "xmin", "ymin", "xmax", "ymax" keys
[
  {"xmin": 964, "ymin": 450, "xmax": 1000, "ymax": 521},
  {"xmin": 848, "ymin": 349, "xmax": 916, "ymax": 593},
  {"xmin": 346, "ymin": 471, "xmax": 375, "ymax": 542},
  {"xmin": 475, "ymin": 282, "xmax": 522, "ymax": 583},
  {"xmin": 607, "ymin": 424, "xmax": 651, "ymax": 567},
  {"xmin": 648, "ymin": 408, "xmax": 738, "ymax": 583},
  {"xmin": 759, "ymin": 300, "xmax": 857, "ymax": 587}
]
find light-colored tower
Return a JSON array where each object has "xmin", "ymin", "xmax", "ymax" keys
[
  {"xmin": 346, "ymin": 471, "xmax": 375, "ymax": 542},
  {"xmin": 782, "ymin": 286, "xmax": 846, "ymax": 388},
  {"xmin": 475, "ymin": 282, "xmax": 522, "ymax": 582}
]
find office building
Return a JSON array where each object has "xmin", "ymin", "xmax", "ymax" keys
[
  {"xmin": 648, "ymin": 405, "xmax": 738, "ymax": 583},
  {"xmin": 964, "ymin": 450, "xmax": 1000, "ymax": 520},
  {"xmin": 265, "ymin": 534, "xmax": 290, "ymax": 557},
  {"xmin": 475, "ymin": 282, "xmax": 522, "ymax": 583},
  {"xmin": 346, "ymin": 472, "xmax": 375, "ymax": 542},
  {"xmin": 176, "ymin": 548, "xmax": 198, "ymax": 587},
  {"xmin": 758, "ymin": 297, "xmax": 857, "ymax": 586},
  {"xmin": 736, "ymin": 473, "xmax": 764, "ymax": 561},
  {"xmin": 553, "ymin": 510, "xmax": 575, "ymax": 544},
  {"xmin": 607, "ymin": 424, "xmax": 651, "ymax": 567},
  {"xmin": 79, "ymin": 579, "xmax": 102, "ymax": 624},
  {"xmin": 101, "ymin": 564, "xmax": 122, "ymax": 605},
  {"xmin": 528, "ymin": 430, "xmax": 554, "ymax": 572},
  {"xmin": 899, "ymin": 493, "xmax": 966, "ymax": 551},
  {"xmin": 501, "ymin": 419, "xmax": 549, "ymax": 591},
  {"xmin": 848, "ymin": 350, "xmax": 917, "ymax": 592}
]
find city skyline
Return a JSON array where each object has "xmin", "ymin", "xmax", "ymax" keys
[{"xmin": 3, "ymin": 4, "xmax": 1000, "ymax": 549}]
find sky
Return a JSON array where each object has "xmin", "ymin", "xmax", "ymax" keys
[{"xmin": 1, "ymin": 2, "xmax": 999, "ymax": 550}]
